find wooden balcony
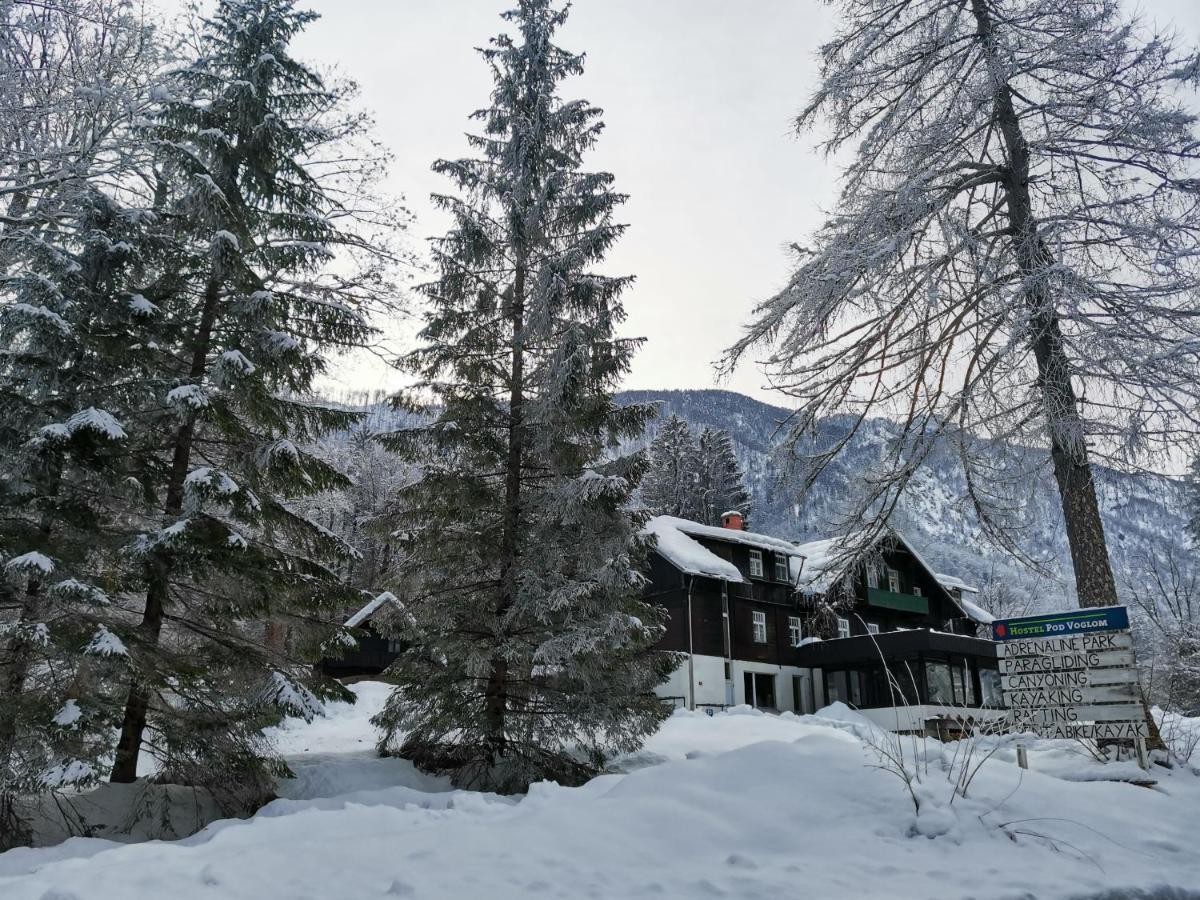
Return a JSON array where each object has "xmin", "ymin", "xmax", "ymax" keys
[{"xmin": 867, "ymin": 588, "xmax": 929, "ymax": 615}]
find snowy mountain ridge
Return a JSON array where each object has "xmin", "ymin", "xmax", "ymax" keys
[{"xmin": 617, "ymin": 389, "xmax": 1191, "ymax": 608}]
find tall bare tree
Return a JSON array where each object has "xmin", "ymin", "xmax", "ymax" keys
[
  {"xmin": 0, "ymin": 0, "xmax": 156, "ymax": 259},
  {"xmin": 729, "ymin": 0, "xmax": 1200, "ymax": 607}
]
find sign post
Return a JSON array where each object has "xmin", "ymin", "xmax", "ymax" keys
[{"xmin": 991, "ymin": 607, "xmax": 1147, "ymax": 766}]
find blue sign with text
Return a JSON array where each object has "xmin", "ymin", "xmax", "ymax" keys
[{"xmin": 992, "ymin": 606, "xmax": 1129, "ymax": 642}]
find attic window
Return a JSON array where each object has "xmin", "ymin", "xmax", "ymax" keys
[
  {"xmin": 774, "ymin": 555, "xmax": 789, "ymax": 582},
  {"xmin": 836, "ymin": 617, "xmax": 851, "ymax": 639},
  {"xmin": 749, "ymin": 550, "xmax": 764, "ymax": 578},
  {"xmin": 913, "ymin": 586, "xmax": 922, "ymax": 597}
]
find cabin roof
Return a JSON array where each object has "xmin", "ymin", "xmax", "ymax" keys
[{"xmin": 345, "ymin": 591, "xmax": 401, "ymax": 627}]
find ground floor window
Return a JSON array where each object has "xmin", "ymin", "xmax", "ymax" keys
[
  {"xmin": 978, "ymin": 666, "xmax": 1003, "ymax": 707},
  {"xmin": 743, "ymin": 671, "xmax": 777, "ymax": 709},
  {"xmin": 821, "ymin": 655, "xmax": 992, "ymax": 710}
]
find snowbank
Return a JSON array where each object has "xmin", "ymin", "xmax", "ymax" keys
[{"xmin": 3, "ymin": 684, "xmax": 1199, "ymax": 899}]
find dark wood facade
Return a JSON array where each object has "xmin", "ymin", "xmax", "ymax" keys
[{"xmin": 646, "ymin": 522, "xmax": 1000, "ymax": 713}]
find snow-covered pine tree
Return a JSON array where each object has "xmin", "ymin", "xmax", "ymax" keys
[
  {"xmin": 0, "ymin": 187, "xmax": 172, "ymax": 847},
  {"xmin": 105, "ymin": 0, "xmax": 394, "ymax": 792},
  {"xmin": 639, "ymin": 414, "xmax": 702, "ymax": 520},
  {"xmin": 727, "ymin": 0, "xmax": 1200, "ymax": 610},
  {"xmin": 373, "ymin": 0, "xmax": 671, "ymax": 793},
  {"xmin": 696, "ymin": 427, "xmax": 751, "ymax": 528}
]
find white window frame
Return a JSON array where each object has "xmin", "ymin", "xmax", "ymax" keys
[
  {"xmin": 788, "ymin": 616, "xmax": 803, "ymax": 647},
  {"xmin": 749, "ymin": 550, "xmax": 764, "ymax": 578},
  {"xmin": 774, "ymin": 555, "xmax": 790, "ymax": 582},
  {"xmin": 913, "ymin": 585, "xmax": 922, "ymax": 597},
  {"xmin": 752, "ymin": 610, "xmax": 767, "ymax": 643},
  {"xmin": 887, "ymin": 568, "xmax": 901, "ymax": 594},
  {"xmin": 836, "ymin": 617, "xmax": 851, "ymax": 639},
  {"xmin": 866, "ymin": 564, "xmax": 880, "ymax": 589},
  {"xmin": 867, "ymin": 623, "xmax": 880, "ymax": 635}
]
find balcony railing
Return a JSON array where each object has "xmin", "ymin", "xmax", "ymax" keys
[{"xmin": 867, "ymin": 588, "xmax": 929, "ymax": 615}]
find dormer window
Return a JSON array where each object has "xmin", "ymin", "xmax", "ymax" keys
[
  {"xmin": 749, "ymin": 550, "xmax": 764, "ymax": 578},
  {"xmin": 887, "ymin": 568, "xmax": 901, "ymax": 593},
  {"xmin": 774, "ymin": 555, "xmax": 790, "ymax": 582}
]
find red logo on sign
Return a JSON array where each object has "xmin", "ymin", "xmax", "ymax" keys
[{"xmin": 995, "ymin": 623, "xmax": 1007, "ymax": 638}]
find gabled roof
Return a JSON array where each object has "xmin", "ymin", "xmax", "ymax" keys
[
  {"xmin": 345, "ymin": 591, "xmax": 402, "ymax": 627},
  {"xmin": 792, "ymin": 528, "xmax": 991, "ymax": 625}
]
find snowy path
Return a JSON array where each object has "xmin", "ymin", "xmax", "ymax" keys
[{"xmin": 2, "ymin": 684, "xmax": 1199, "ymax": 899}]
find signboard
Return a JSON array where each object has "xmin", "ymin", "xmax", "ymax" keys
[
  {"xmin": 990, "ymin": 606, "xmax": 1143, "ymax": 741},
  {"xmin": 991, "ymin": 606, "xmax": 1129, "ymax": 641}
]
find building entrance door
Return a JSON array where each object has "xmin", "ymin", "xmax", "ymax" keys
[{"xmin": 743, "ymin": 672, "xmax": 777, "ymax": 710}]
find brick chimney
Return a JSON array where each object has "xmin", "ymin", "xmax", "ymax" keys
[{"xmin": 720, "ymin": 510, "xmax": 746, "ymax": 531}]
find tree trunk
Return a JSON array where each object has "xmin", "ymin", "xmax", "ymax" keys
[
  {"xmin": 488, "ymin": 260, "xmax": 527, "ymax": 758},
  {"xmin": 971, "ymin": 0, "xmax": 1159, "ymax": 750},
  {"xmin": 971, "ymin": 0, "xmax": 1119, "ymax": 610},
  {"xmin": 110, "ymin": 276, "xmax": 221, "ymax": 782}
]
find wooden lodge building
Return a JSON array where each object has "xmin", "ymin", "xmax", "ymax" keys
[
  {"xmin": 330, "ymin": 511, "xmax": 1006, "ymax": 733},
  {"xmin": 644, "ymin": 512, "xmax": 1005, "ymax": 732}
]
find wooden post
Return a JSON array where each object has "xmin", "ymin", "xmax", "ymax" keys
[
  {"xmin": 1134, "ymin": 736, "xmax": 1149, "ymax": 771},
  {"xmin": 1017, "ymin": 745, "xmax": 1028, "ymax": 770}
]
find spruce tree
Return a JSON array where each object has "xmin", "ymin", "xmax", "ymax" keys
[
  {"xmin": 696, "ymin": 427, "xmax": 751, "ymax": 527},
  {"xmin": 106, "ymin": 0, "xmax": 388, "ymax": 792},
  {"xmin": 0, "ymin": 188, "xmax": 169, "ymax": 846},
  {"xmin": 373, "ymin": 0, "xmax": 670, "ymax": 793},
  {"xmin": 640, "ymin": 414, "xmax": 701, "ymax": 520}
]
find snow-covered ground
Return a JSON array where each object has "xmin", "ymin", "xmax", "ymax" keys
[{"xmin": 3, "ymin": 683, "xmax": 1199, "ymax": 899}]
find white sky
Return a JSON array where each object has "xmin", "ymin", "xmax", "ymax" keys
[{"xmin": 286, "ymin": 0, "xmax": 1200, "ymax": 404}]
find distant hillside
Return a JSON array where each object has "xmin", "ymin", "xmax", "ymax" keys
[
  {"xmin": 317, "ymin": 386, "xmax": 1191, "ymax": 608},
  {"xmin": 617, "ymin": 389, "xmax": 1191, "ymax": 607}
]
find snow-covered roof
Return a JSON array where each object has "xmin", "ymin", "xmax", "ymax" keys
[
  {"xmin": 934, "ymin": 572, "xmax": 980, "ymax": 595},
  {"xmin": 653, "ymin": 516, "xmax": 804, "ymax": 557},
  {"xmin": 345, "ymin": 591, "xmax": 402, "ymax": 627},
  {"xmin": 644, "ymin": 516, "xmax": 745, "ymax": 583},
  {"xmin": 791, "ymin": 532, "xmax": 874, "ymax": 594},
  {"xmin": 955, "ymin": 596, "xmax": 994, "ymax": 625},
  {"xmin": 792, "ymin": 529, "xmax": 990, "ymax": 625}
]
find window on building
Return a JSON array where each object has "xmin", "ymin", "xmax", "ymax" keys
[
  {"xmin": 866, "ymin": 564, "xmax": 880, "ymax": 589},
  {"xmin": 961, "ymin": 659, "xmax": 976, "ymax": 706},
  {"xmin": 749, "ymin": 550, "xmax": 764, "ymax": 578},
  {"xmin": 950, "ymin": 660, "xmax": 965, "ymax": 706},
  {"xmin": 978, "ymin": 667, "xmax": 1003, "ymax": 708},
  {"xmin": 913, "ymin": 586, "xmax": 922, "ymax": 597},
  {"xmin": 866, "ymin": 622, "xmax": 880, "ymax": 635},
  {"xmin": 887, "ymin": 568, "xmax": 901, "ymax": 593},
  {"xmin": 744, "ymin": 671, "xmax": 777, "ymax": 709},
  {"xmin": 836, "ymin": 617, "xmax": 851, "ymax": 639},
  {"xmin": 925, "ymin": 660, "xmax": 953, "ymax": 705},
  {"xmin": 752, "ymin": 610, "xmax": 767, "ymax": 643},
  {"xmin": 774, "ymin": 555, "xmax": 790, "ymax": 582},
  {"xmin": 788, "ymin": 616, "xmax": 803, "ymax": 647}
]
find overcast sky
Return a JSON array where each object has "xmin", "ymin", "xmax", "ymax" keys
[{"xmin": 286, "ymin": 0, "xmax": 1200, "ymax": 405}]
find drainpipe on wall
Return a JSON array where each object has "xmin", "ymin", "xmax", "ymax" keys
[{"xmin": 686, "ymin": 574, "xmax": 696, "ymax": 711}]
